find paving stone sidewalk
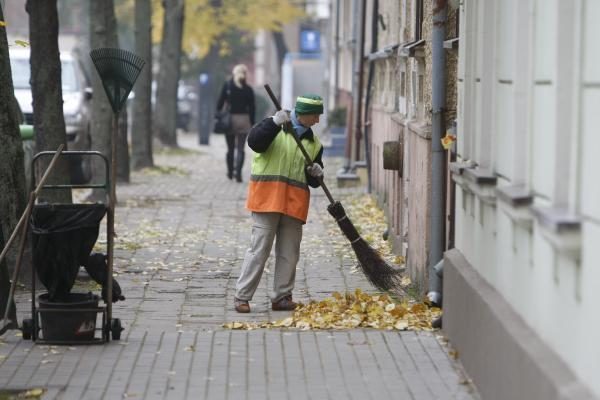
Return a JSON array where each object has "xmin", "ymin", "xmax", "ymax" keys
[{"xmin": 0, "ymin": 132, "xmax": 479, "ymax": 399}]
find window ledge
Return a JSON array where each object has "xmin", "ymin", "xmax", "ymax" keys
[
  {"xmin": 496, "ymin": 185, "xmax": 533, "ymax": 207},
  {"xmin": 367, "ymin": 44, "xmax": 400, "ymax": 61},
  {"xmin": 398, "ymin": 39, "xmax": 426, "ymax": 58},
  {"xmin": 532, "ymin": 206, "xmax": 581, "ymax": 258},
  {"xmin": 443, "ymin": 38, "xmax": 459, "ymax": 50},
  {"xmin": 449, "ymin": 161, "xmax": 476, "ymax": 176},
  {"xmin": 452, "ymin": 167, "xmax": 497, "ymax": 205},
  {"xmin": 450, "ymin": 161, "xmax": 475, "ymax": 195},
  {"xmin": 496, "ymin": 185, "xmax": 534, "ymax": 229},
  {"xmin": 463, "ymin": 168, "xmax": 497, "ymax": 186},
  {"xmin": 532, "ymin": 207, "xmax": 581, "ymax": 234}
]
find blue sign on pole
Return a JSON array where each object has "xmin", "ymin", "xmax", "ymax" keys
[{"xmin": 300, "ymin": 29, "xmax": 320, "ymax": 53}]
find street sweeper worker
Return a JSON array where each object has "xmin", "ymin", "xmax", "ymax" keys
[{"xmin": 234, "ymin": 94, "xmax": 325, "ymax": 313}]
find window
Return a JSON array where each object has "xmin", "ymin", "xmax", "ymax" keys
[
  {"xmin": 399, "ymin": 0, "xmax": 425, "ymax": 58},
  {"xmin": 400, "ymin": 71, "xmax": 406, "ymax": 97},
  {"xmin": 415, "ymin": 0, "xmax": 424, "ymax": 40},
  {"xmin": 398, "ymin": 69, "xmax": 407, "ymax": 115}
]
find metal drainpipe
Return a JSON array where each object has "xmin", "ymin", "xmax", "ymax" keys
[
  {"xmin": 344, "ymin": 0, "xmax": 360, "ymax": 172},
  {"xmin": 353, "ymin": 0, "xmax": 367, "ymax": 162},
  {"xmin": 428, "ymin": 0, "xmax": 448, "ymax": 305},
  {"xmin": 334, "ymin": 0, "xmax": 340, "ymax": 103},
  {"xmin": 345, "ymin": 0, "xmax": 366, "ymax": 171},
  {"xmin": 363, "ymin": 0, "xmax": 379, "ymax": 193}
]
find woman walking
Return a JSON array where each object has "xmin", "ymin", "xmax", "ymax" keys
[{"xmin": 216, "ymin": 64, "xmax": 255, "ymax": 182}]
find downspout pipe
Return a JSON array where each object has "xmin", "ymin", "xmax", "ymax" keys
[
  {"xmin": 353, "ymin": 0, "xmax": 367, "ymax": 162},
  {"xmin": 344, "ymin": 0, "xmax": 360, "ymax": 171},
  {"xmin": 334, "ymin": 0, "xmax": 340, "ymax": 103},
  {"xmin": 345, "ymin": 0, "xmax": 366, "ymax": 171},
  {"xmin": 363, "ymin": 0, "xmax": 379, "ymax": 193},
  {"xmin": 428, "ymin": 0, "xmax": 448, "ymax": 306}
]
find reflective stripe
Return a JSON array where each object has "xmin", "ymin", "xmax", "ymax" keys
[
  {"xmin": 296, "ymin": 96, "xmax": 323, "ymax": 105},
  {"xmin": 250, "ymin": 174, "xmax": 308, "ymax": 190}
]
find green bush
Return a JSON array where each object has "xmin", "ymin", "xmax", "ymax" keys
[{"xmin": 328, "ymin": 107, "xmax": 347, "ymax": 127}]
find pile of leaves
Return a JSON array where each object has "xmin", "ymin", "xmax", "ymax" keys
[{"xmin": 223, "ymin": 289, "xmax": 441, "ymax": 331}]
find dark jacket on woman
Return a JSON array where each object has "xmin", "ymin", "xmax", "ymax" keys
[{"xmin": 216, "ymin": 79, "xmax": 256, "ymax": 125}]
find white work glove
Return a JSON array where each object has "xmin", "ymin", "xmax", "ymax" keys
[
  {"xmin": 306, "ymin": 163, "xmax": 324, "ymax": 178},
  {"xmin": 272, "ymin": 109, "xmax": 291, "ymax": 126}
]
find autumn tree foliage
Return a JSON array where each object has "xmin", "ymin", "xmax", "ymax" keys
[
  {"xmin": 152, "ymin": 0, "xmax": 303, "ymax": 59},
  {"xmin": 114, "ymin": 0, "xmax": 302, "ymax": 146}
]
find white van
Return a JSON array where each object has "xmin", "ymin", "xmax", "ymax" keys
[{"xmin": 10, "ymin": 47, "xmax": 93, "ymax": 183}]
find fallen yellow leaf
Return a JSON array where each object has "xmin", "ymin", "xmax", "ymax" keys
[{"xmin": 23, "ymin": 388, "xmax": 44, "ymax": 397}]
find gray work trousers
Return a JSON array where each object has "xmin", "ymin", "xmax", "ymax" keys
[{"xmin": 235, "ymin": 212, "xmax": 303, "ymax": 302}]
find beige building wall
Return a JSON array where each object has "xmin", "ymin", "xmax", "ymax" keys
[
  {"xmin": 367, "ymin": 0, "xmax": 457, "ymax": 290},
  {"xmin": 326, "ymin": 0, "xmax": 457, "ymax": 291}
]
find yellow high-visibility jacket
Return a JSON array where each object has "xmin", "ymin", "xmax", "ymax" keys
[{"xmin": 246, "ymin": 118, "xmax": 323, "ymax": 223}]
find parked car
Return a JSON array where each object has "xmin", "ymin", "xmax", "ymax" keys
[
  {"xmin": 151, "ymin": 80, "xmax": 197, "ymax": 132},
  {"xmin": 9, "ymin": 47, "xmax": 93, "ymax": 183},
  {"xmin": 177, "ymin": 82, "xmax": 197, "ymax": 131}
]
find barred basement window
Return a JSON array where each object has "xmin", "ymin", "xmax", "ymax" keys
[{"xmin": 400, "ymin": 71, "xmax": 406, "ymax": 96}]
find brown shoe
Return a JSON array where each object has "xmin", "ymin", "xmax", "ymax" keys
[
  {"xmin": 271, "ymin": 295, "xmax": 297, "ymax": 311},
  {"xmin": 234, "ymin": 298, "xmax": 250, "ymax": 313}
]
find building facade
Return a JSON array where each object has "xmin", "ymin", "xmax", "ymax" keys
[
  {"xmin": 445, "ymin": 0, "xmax": 600, "ymax": 398},
  {"xmin": 329, "ymin": 0, "xmax": 458, "ymax": 292}
]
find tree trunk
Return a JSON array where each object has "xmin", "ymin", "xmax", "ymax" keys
[
  {"xmin": 0, "ymin": 3, "xmax": 25, "ymax": 326},
  {"xmin": 26, "ymin": 0, "xmax": 72, "ymax": 204},
  {"xmin": 0, "ymin": 225, "xmax": 17, "ymax": 328},
  {"xmin": 131, "ymin": 0, "xmax": 153, "ymax": 169},
  {"xmin": 89, "ymin": 0, "xmax": 118, "ymax": 201},
  {"xmin": 154, "ymin": 0, "xmax": 184, "ymax": 147}
]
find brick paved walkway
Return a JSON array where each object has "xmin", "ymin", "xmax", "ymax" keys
[{"xmin": 0, "ymin": 132, "xmax": 479, "ymax": 399}]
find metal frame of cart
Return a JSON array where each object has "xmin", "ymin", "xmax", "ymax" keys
[{"xmin": 22, "ymin": 150, "xmax": 122, "ymax": 345}]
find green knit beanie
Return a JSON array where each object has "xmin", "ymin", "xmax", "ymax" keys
[{"xmin": 295, "ymin": 94, "xmax": 324, "ymax": 115}]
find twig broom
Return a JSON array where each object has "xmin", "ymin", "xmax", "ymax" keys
[{"xmin": 263, "ymin": 85, "xmax": 402, "ymax": 293}]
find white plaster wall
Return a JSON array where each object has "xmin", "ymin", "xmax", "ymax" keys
[
  {"xmin": 494, "ymin": 84, "xmax": 514, "ymax": 180},
  {"xmin": 530, "ymin": 85, "xmax": 555, "ymax": 200},
  {"xmin": 579, "ymin": 222, "xmax": 600, "ymax": 387},
  {"xmin": 455, "ymin": 0, "xmax": 600, "ymax": 396},
  {"xmin": 580, "ymin": 90, "xmax": 600, "ymax": 220}
]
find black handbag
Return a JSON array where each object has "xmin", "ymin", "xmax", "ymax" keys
[
  {"xmin": 213, "ymin": 109, "xmax": 231, "ymax": 134},
  {"xmin": 213, "ymin": 81, "xmax": 232, "ymax": 134}
]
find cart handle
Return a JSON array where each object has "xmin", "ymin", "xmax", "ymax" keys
[{"xmin": 32, "ymin": 150, "xmax": 110, "ymax": 190}]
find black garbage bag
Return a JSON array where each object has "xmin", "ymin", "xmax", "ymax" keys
[
  {"xmin": 83, "ymin": 252, "xmax": 125, "ymax": 303},
  {"xmin": 31, "ymin": 203, "xmax": 106, "ymax": 301}
]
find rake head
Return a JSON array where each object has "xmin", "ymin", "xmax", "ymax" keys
[{"xmin": 90, "ymin": 48, "xmax": 145, "ymax": 113}]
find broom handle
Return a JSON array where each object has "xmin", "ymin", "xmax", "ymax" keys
[{"xmin": 263, "ymin": 84, "xmax": 336, "ymax": 205}]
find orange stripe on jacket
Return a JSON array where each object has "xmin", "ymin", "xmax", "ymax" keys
[{"xmin": 246, "ymin": 180, "xmax": 311, "ymax": 223}]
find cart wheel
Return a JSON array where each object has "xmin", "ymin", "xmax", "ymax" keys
[
  {"xmin": 110, "ymin": 318, "xmax": 123, "ymax": 340},
  {"xmin": 22, "ymin": 319, "xmax": 33, "ymax": 340}
]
